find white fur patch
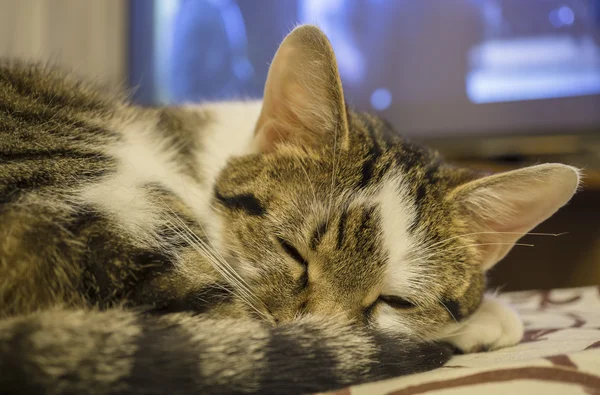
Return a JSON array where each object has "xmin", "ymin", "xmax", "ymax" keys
[
  {"xmin": 372, "ymin": 176, "xmax": 424, "ymax": 333},
  {"xmin": 376, "ymin": 176, "xmax": 420, "ymax": 297},
  {"xmin": 78, "ymin": 121, "xmax": 209, "ymax": 240},
  {"xmin": 187, "ymin": 101, "xmax": 262, "ymax": 256},
  {"xmin": 78, "ymin": 102, "xmax": 261, "ymax": 250},
  {"xmin": 437, "ymin": 294, "xmax": 524, "ymax": 352},
  {"xmin": 191, "ymin": 101, "xmax": 261, "ymax": 187}
]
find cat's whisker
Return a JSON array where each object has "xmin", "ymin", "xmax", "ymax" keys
[
  {"xmin": 399, "ymin": 242, "xmax": 536, "ymax": 297},
  {"xmin": 187, "ymin": 250, "xmax": 263, "ymax": 315},
  {"xmin": 178, "ymin": 233, "xmax": 268, "ymax": 320},
  {"xmin": 294, "ymin": 158, "xmax": 324, "ymax": 241},
  {"xmin": 169, "ymin": 206, "xmax": 232, "ymax": 277},
  {"xmin": 399, "ymin": 253, "xmax": 446, "ymax": 272},
  {"xmin": 161, "ymin": 219, "xmax": 243, "ymax": 292},
  {"xmin": 160, "ymin": 207, "xmax": 251, "ymax": 290},
  {"xmin": 434, "ymin": 295, "xmax": 459, "ymax": 324},
  {"xmin": 425, "ymin": 231, "xmax": 567, "ymax": 251},
  {"xmin": 405, "ymin": 242, "xmax": 535, "ymax": 267},
  {"xmin": 448, "ymin": 242, "xmax": 535, "ymax": 250},
  {"xmin": 159, "ymin": 215, "xmax": 268, "ymax": 319},
  {"xmin": 300, "ymin": 162, "xmax": 318, "ymax": 205},
  {"xmin": 327, "ymin": 120, "xmax": 340, "ymax": 230}
]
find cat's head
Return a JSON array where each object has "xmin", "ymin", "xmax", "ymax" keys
[{"xmin": 211, "ymin": 26, "xmax": 580, "ymax": 337}]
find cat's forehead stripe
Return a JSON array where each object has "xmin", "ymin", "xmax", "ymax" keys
[
  {"xmin": 309, "ymin": 221, "xmax": 328, "ymax": 251},
  {"xmin": 336, "ymin": 209, "xmax": 348, "ymax": 250},
  {"xmin": 357, "ymin": 118, "xmax": 383, "ymax": 189},
  {"xmin": 354, "ymin": 113, "xmax": 392, "ymax": 190},
  {"xmin": 214, "ymin": 189, "xmax": 266, "ymax": 216}
]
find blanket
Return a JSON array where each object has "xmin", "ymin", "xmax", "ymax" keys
[{"xmin": 324, "ymin": 286, "xmax": 600, "ymax": 394}]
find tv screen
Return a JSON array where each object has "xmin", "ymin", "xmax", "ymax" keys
[{"xmin": 129, "ymin": 0, "xmax": 600, "ymax": 137}]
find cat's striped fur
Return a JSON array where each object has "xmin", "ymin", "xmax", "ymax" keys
[
  {"xmin": 0, "ymin": 309, "xmax": 450, "ymax": 394},
  {"xmin": 0, "ymin": 26, "xmax": 579, "ymax": 394}
]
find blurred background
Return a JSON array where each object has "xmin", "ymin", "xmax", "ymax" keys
[{"xmin": 0, "ymin": 0, "xmax": 598, "ymax": 290}]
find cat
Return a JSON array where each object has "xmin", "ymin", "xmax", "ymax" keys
[{"xmin": 0, "ymin": 25, "xmax": 580, "ymax": 394}]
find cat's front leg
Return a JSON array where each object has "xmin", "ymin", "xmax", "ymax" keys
[{"xmin": 439, "ymin": 294, "xmax": 524, "ymax": 353}]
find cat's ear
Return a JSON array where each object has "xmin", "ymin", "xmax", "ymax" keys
[
  {"xmin": 449, "ymin": 164, "xmax": 580, "ymax": 270},
  {"xmin": 253, "ymin": 25, "xmax": 348, "ymax": 153}
]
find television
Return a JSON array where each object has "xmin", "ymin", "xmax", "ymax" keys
[{"xmin": 129, "ymin": 0, "xmax": 600, "ymax": 159}]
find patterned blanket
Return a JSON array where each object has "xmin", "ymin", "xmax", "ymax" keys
[{"xmin": 324, "ymin": 286, "xmax": 600, "ymax": 394}]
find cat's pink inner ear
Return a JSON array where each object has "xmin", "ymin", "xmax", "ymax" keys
[
  {"xmin": 253, "ymin": 120, "xmax": 291, "ymax": 153},
  {"xmin": 449, "ymin": 164, "xmax": 580, "ymax": 270},
  {"xmin": 253, "ymin": 25, "xmax": 348, "ymax": 153}
]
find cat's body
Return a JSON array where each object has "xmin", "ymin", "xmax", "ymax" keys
[{"xmin": 0, "ymin": 26, "xmax": 579, "ymax": 394}]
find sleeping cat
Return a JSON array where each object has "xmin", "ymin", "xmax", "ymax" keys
[{"xmin": 0, "ymin": 25, "xmax": 579, "ymax": 394}]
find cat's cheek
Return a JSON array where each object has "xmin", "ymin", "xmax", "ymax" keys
[{"xmin": 437, "ymin": 294, "xmax": 524, "ymax": 353}]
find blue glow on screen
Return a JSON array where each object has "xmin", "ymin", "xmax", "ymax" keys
[
  {"xmin": 465, "ymin": 1, "xmax": 600, "ymax": 104},
  {"xmin": 370, "ymin": 88, "xmax": 393, "ymax": 110},
  {"xmin": 154, "ymin": 0, "xmax": 600, "ymax": 108},
  {"xmin": 549, "ymin": 6, "xmax": 575, "ymax": 27},
  {"xmin": 467, "ymin": 69, "xmax": 600, "ymax": 103},
  {"xmin": 467, "ymin": 34, "xmax": 600, "ymax": 103}
]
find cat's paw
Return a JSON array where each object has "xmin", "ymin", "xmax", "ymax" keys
[{"xmin": 442, "ymin": 295, "xmax": 524, "ymax": 353}]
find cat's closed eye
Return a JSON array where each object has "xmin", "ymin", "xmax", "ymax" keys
[
  {"xmin": 378, "ymin": 295, "xmax": 416, "ymax": 310},
  {"xmin": 364, "ymin": 295, "xmax": 416, "ymax": 318}
]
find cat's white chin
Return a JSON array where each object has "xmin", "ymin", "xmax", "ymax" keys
[{"xmin": 438, "ymin": 294, "xmax": 524, "ymax": 353}]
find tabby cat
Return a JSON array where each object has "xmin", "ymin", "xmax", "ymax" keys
[{"xmin": 0, "ymin": 26, "xmax": 580, "ymax": 394}]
